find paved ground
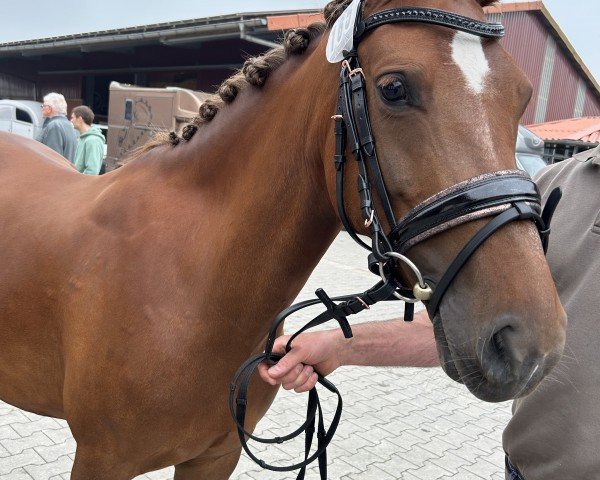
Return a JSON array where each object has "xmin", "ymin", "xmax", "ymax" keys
[{"xmin": 0, "ymin": 234, "xmax": 512, "ymax": 479}]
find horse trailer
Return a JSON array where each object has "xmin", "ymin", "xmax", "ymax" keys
[{"xmin": 106, "ymin": 82, "xmax": 210, "ymax": 171}]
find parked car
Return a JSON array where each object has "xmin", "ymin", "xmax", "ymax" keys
[
  {"xmin": 0, "ymin": 99, "xmax": 44, "ymax": 139},
  {"xmin": 516, "ymin": 125, "xmax": 547, "ymax": 176}
]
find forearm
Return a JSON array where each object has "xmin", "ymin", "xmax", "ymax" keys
[
  {"xmin": 261, "ymin": 310, "xmax": 439, "ymax": 392},
  {"xmin": 336, "ymin": 311, "xmax": 439, "ymax": 368}
]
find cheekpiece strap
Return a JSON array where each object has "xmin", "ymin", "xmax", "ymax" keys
[{"xmin": 355, "ymin": 7, "xmax": 505, "ymax": 42}]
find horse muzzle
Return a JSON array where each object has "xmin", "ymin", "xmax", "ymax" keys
[{"xmin": 433, "ymin": 310, "xmax": 566, "ymax": 402}]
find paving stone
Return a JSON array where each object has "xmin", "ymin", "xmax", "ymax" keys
[
  {"xmin": 463, "ymin": 456, "xmax": 504, "ymax": 480},
  {"xmin": 375, "ymin": 455, "xmax": 421, "ymax": 478},
  {"xmin": 1, "ymin": 432, "xmax": 55, "ymax": 456},
  {"xmin": 25, "ymin": 455, "xmax": 72, "ymax": 480},
  {"xmin": 0, "ymin": 426, "xmax": 20, "ymax": 442},
  {"xmin": 418, "ymin": 435, "xmax": 459, "ymax": 456},
  {"xmin": 39, "ymin": 429, "xmax": 71, "ymax": 446},
  {"xmin": 0, "ymin": 411, "xmax": 29, "ymax": 428},
  {"xmin": 34, "ymin": 439, "xmax": 76, "ymax": 463},
  {"xmin": 0, "ymin": 468, "xmax": 34, "ymax": 480},
  {"xmin": 0, "ymin": 446, "xmax": 9, "ymax": 459},
  {"xmin": 10, "ymin": 420, "xmax": 63, "ymax": 438},
  {"xmin": 0, "ymin": 450, "xmax": 44, "ymax": 476},
  {"xmin": 430, "ymin": 449, "xmax": 476, "ymax": 474},
  {"xmin": 409, "ymin": 461, "xmax": 456, "ymax": 480},
  {"xmin": 351, "ymin": 462, "xmax": 400, "ymax": 479}
]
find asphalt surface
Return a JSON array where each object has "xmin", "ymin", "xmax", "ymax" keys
[{"xmin": 0, "ymin": 233, "xmax": 512, "ymax": 479}]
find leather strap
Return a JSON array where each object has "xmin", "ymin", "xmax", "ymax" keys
[
  {"xmin": 390, "ymin": 173, "xmax": 542, "ymax": 254},
  {"xmin": 229, "ymin": 279, "xmax": 401, "ymax": 477},
  {"xmin": 540, "ymin": 187, "xmax": 562, "ymax": 252},
  {"xmin": 355, "ymin": 7, "xmax": 505, "ymax": 42},
  {"xmin": 426, "ymin": 201, "xmax": 545, "ymax": 315}
]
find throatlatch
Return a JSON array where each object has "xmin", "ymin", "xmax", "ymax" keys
[{"xmin": 230, "ymin": 2, "xmax": 559, "ymax": 478}]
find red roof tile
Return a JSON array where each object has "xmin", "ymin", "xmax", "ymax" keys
[
  {"xmin": 527, "ymin": 117, "xmax": 600, "ymax": 142},
  {"xmin": 267, "ymin": 13, "xmax": 324, "ymax": 31}
]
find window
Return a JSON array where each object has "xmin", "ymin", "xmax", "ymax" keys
[
  {"xmin": 124, "ymin": 99, "xmax": 133, "ymax": 121},
  {"xmin": 15, "ymin": 108, "xmax": 32, "ymax": 124}
]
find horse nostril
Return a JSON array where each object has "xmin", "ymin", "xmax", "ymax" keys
[
  {"xmin": 481, "ymin": 321, "xmax": 547, "ymax": 394},
  {"xmin": 491, "ymin": 325, "xmax": 519, "ymax": 363},
  {"xmin": 480, "ymin": 323, "xmax": 525, "ymax": 384}
]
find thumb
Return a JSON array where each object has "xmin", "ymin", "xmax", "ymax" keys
[{"xmin": 267, "ymin": 345, "xmax": 306, "ymax": 379}]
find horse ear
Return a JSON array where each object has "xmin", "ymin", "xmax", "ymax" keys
[{"xmin": 478, "ymin": 0, "xmax": 498, "ymax": 6}]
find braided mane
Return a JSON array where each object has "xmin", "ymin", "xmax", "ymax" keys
[{"xmin": 133, "ymin": 0, "xmax": 350, "ymax": 156}]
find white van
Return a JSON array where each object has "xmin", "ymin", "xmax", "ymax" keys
[{"xmin": 0, "ymin": 100, "xmax": 45, "ymax": 139}]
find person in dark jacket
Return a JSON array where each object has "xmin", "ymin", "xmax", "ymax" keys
[
  {"xmin": 39, "ymin": 92, "xmax": 78, "ymax": 162},
  {"xmin": 70, "ymin": 105, "xmax": 105, "ymax": 175}
]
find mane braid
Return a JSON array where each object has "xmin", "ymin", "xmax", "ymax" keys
[{"xmin": 130, "ymin": 19, "xmax": 332, "ymax": 158}]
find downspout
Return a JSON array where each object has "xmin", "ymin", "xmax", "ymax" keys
[{"xmin": 239, "ymin": 23, "xmax": 279, "ymax": 49}]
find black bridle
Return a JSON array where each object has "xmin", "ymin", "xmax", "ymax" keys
[{"xmin": 230, "ymin": 4, "xmax": 560, "ymax": 479}]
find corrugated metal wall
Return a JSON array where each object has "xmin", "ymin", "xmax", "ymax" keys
[
  {"xmin": 545, "ymin": 43, "xmax": 579, "ymax": 121},
  {"xmin": 0, "ymin": 73, "xmax": 36, "ymax": 99},
  {"xmin": 582, "ymin": 87, "xmax": 600, "ymax": 117},
  {"xmin": 494, "ymin": 10, "xmax": 600, "ymax": 123}
]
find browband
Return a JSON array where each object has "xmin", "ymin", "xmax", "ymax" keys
[{"xmin": 355, "ymin": 7, "xmax": 505, "ymax": 42}]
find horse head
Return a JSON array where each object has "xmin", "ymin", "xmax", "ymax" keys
[{"xmin": 316, "ymin": 0, "xmax": 566, "ymax": 402}]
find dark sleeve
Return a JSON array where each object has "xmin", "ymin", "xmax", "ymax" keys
[{"xmin": 41, "ymin": 123, "xmax": 65, "ymax": 156}]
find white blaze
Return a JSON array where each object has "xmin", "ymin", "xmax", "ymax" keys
[
  {"xmin": 450, "ymin": 31, "xmax": 495, "ymax": 160},
  {"xmin": 451, "ymin": 31, "xmax": 490, "ymax": 94}
]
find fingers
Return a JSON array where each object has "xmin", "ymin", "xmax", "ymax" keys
[
  {"xmin": 264, "ymin": 343, "xmax": 310, "ymax": 380},
  {"xmin": 281, "ymin": 364, "xmax": 316, "ymax": 392},
  {"xmin": 258, "ymin": 359, "xmax": 319, "ymax": 391},
  {"xmin": 292, "ymin": 369, "xmax": 319, "ymax": 393}
]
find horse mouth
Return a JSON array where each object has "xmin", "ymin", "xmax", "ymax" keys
[
  {"xmin": 431, "ymin": 311, "xmax": 552, "ymax": 402},
  {"xmin": 431, "ymin": 312, "xmax": 464, "ymax": 384}
]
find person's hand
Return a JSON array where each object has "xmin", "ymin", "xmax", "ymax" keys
[{"xmin": 258, "ymin": 329, "xmax": 343, "ymax": 393}]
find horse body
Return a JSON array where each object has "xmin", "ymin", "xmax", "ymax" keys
[
  {"xmin": 0, "ymin": 39, "xmax": 340, "ymax": 477},
  {"xmin": 0, "ymin": 0, "xmax": 566, "ymax": 478}
]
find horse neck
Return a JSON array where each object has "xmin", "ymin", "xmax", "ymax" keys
[{"xmin": 168, "ymin": 41, "xmax": 343, "ymax": 338}]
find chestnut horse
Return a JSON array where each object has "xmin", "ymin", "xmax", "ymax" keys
[{"xmin": 0, "ymin": 0, "xmax": 565, "ymax": 478}]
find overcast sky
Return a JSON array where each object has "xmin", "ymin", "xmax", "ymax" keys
[{"xmin": 0, "ymin": 0, "xmax": 598, "ymax": 81}]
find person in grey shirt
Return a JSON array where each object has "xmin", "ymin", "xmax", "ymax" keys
[
  {"xmin": 39, "ymin": 92, "xmax": 78, "ymax": 162},
  {"xmin": 259, "ymin": 146, "xmax": 600, "ymax": 480},
  {"xmin": 502, "ymin": 144, "xmax": 600, "ymax": 480}
]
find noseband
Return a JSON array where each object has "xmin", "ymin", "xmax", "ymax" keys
[{"xmin": 231, "ymin": 4, "xmax": 560, "ymax": 479}]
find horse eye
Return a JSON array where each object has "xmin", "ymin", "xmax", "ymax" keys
[{"xmin": 379, "ymin": 77, "xmax": 409, "ymax": 104}]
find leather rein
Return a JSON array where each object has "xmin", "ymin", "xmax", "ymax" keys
[{"xmin": 230, "ymin": 5, "xmax": 561, "ymax": 479}]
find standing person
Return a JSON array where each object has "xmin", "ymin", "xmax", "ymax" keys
[
  {"xmin": 70, "ymin": 105, "xmax": 105, "ymax": 175},
  {"xmin": 502, "ymin": 144, "xmax": 600, "ymax": 480},
  {"xmin": 259, "ymin": 145, "xmax": 600, "ymax": 480},
  {"xmin": 39, "ymin": 92, "xmax": 78, "ymax": 162}
]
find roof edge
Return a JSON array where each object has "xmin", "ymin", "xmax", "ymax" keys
[{"xmin": 0, "ymin": 10, "xmax": 319, "ymax": 48}]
